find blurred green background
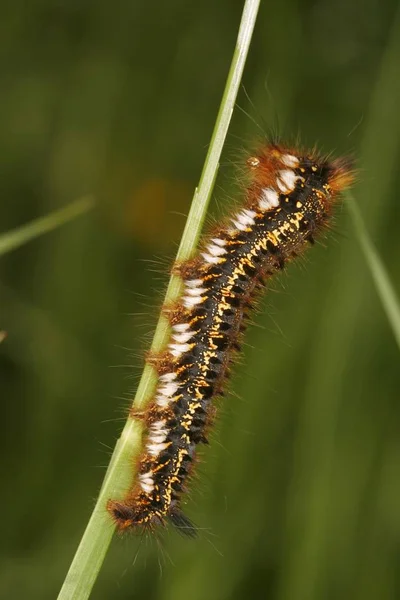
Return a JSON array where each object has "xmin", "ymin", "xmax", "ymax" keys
[{"xmin": 1, "ymin": 1, "xmax": 400, "ymax": 599}]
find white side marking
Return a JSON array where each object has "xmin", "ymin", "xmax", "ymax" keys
[
  {"xmin": 156, "ymin": 394, "xmax": 171, "ymax": 407},
  {"xmin": 169, "ymin": 342, "xmax": 193, "ymax": 356},
  {"xmin": 139, "ymin": 472, "xmax": 154, "ymax": 484},
  {"xmin": 148, "ymin": 421, "xmax": 168, "ymax": 444},
  {"xmin": 186, "ymin": 287, "xmax": 207, "ymax": 296},
  {"xmin": 238, "ymin": 211, "xmax": 255, "ymax": 226},
  {"xmin": 158, "ymin": 382, "xmax": 178, "ymax": 397},
  {"xmin": 201, "ymin": 253, "xmax": 222, "ymax": 264},
  {"xmin": 150, "ymin": 420, "xmax": 166, "ymax": 431},
  {"xmin": 281, "ymin": 154, "xmax": 299, "ymax": 167},
  {"xmin": 185, "ymin": 279, "xmax": 203, "ymax": 288},
  {"xmin": 172, "ymin": 331, "xmax": 193, "ymax": 344},
  {"xmin": 232, "ymin": 220, "xmax": 247, "ymax": 231},
  {"xmin": 259, "ymin": 187, "xmax": 279, "ymax": 211},
  {"xmin": 232, "ymin": 209, "xmax": 257, "ymax": 231},
  {"xmin": 148, "ymin": 442, "xmax": 169, "ymax": 456},
  {"xmin": 159, "ymin": 372, "xmax": 177, "ymax": 382},
  {"xmin": 140, "ymin": 481, "xmax": 154, "ymax": 494},
  {"xmin": 207, "ymin": 244, "xmax": 226, "ymax": 257},
  {"xmin": 183, "ymin": 295, "xmax": 204, "ymax": 308},
  {"xmin": 173, "ymin": 323, "xmax": 190, "ymax": 333},
  {"xmin": 148, "ymin": 432, "xmax": 167, "ymax": 444},
  {"xmin": 277, "ymin": 169, "xmax": 298, "ymax": 193}
]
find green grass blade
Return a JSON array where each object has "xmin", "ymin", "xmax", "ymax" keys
[
  {"xmin": 57, "ymin": 2, "xmax": 260, "ymax": 599},
  {"xmin": 346, "ymin": 192, "xmax": 400, "ymax": 351},
  {"xmin": 0, "ymin": 196, "xmax": 95, "ymax": 257}
]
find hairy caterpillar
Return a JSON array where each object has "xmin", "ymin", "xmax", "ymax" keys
[{"xmin": 107, "ymin": 142, "xmax": 354, "ymax": 537}]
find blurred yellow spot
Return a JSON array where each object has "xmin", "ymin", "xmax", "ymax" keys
[{"xmin": 124, "ymin": 178, "xmax": 192, "ymax": 246}]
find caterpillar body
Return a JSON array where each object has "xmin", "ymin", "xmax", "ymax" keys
[{"xmin": 107, "ymin": 143, "xmax": 354, "ymax": 536}]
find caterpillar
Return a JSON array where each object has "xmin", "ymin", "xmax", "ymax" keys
[{"xmin": 107, "ymin": 142, "xmax": 354, "ymax": 537}]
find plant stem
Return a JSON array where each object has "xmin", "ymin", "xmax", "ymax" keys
[
  {"xmin": 0, "ymin": 196, "xmax": 94, "ymax": 257},
  {"xmin": 346, "ymin": 192, "xmax": 400, "ymax": 351},
  {"xmin": 57, "ymin": 2, "xmax": 260, "ymax": 598}
]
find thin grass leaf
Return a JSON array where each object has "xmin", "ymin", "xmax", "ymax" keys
[
  {"xmin": 346, "ymin": 192, "xmax": 400, "ymax": 351},
  {"xmin": 0, "ymin": 196, "xmax": 95, "ymax": 257},
  {"xmin": 57, "ymin": 2, "xmax": 260, "ymax": 599}
]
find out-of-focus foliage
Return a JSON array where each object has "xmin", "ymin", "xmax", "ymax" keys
[{"xmin": 1, "ymin": 1, "xmax": 400, "ymax": 599}]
